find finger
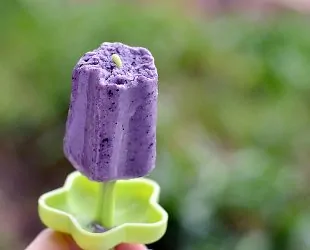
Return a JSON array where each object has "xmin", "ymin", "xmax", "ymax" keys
[
  {"xmin": 116, "ymin": 243, "xmax": 147, "ymax": 250},
  {"xmin": 25, "ymin": 229, "xmax": 80, "ymax": 250}
]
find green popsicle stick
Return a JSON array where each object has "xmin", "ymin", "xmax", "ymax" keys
[
  {"xmin": 96, "ymin": 181, "xmax": 116, "ymax": 229},
  {"xmin": 112, "ymin": 54, "xmax": 122, "ymax": 68}
]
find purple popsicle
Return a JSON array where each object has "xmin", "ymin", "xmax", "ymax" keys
[{"xmin": 63, "ymin": 42, "xmax": 158, "ymax": 182}]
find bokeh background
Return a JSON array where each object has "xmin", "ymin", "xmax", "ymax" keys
[{"xmin": 1, "ymin": 0, "xmax": 310, "ymax": 249}]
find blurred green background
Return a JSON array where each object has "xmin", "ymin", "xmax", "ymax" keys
[{"xmin": 1, "ymin": 0, "xmax": 310, "ymax": 249}]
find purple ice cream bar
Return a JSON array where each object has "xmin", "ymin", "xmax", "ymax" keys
[{"xmin": 64, "ymin": 42, "xmax": 158, "ymax": 182}]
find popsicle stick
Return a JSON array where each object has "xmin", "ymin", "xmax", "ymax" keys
[
  {"xmin": 96, "ymin": 181, "xmax": 116, "ymax": 229},
  {"xmin": 112, "ymin": 54, "xmax": 122, "ymax": 68}
]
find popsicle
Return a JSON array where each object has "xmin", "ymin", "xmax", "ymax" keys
[{"xmin": 63, "ymin": 42, "xmax": 158, "ymax": 182}]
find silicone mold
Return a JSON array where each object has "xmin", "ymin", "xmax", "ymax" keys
[{"xmin": 38, "ymin": 171, "xmax": 168, "ymax": 250}]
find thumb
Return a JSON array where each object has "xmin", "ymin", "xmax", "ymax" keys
[
  {"xmin": 116, "ymin": 243, "xmax": 148, "ymax": 250},
  {"xmin": 26, "ymin": 229, "xmax": 148, "ymax": 250},
  {"xmin": 25, "ymin": 229, "xmax": 80, "ymax": 250}
]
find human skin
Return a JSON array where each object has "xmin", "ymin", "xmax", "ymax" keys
[{"xmin": 25, "ymin": 229, "xmax": 147, "ymax": 250}]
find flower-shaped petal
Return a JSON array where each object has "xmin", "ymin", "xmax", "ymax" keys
[{"xmin": 38, "ymin": 171, "xmax": 168, "ymax": 250}]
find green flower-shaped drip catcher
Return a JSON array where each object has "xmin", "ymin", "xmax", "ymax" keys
[{"xmin": 38, "ymin": 171, "xmax": 168, "ymax": 250}]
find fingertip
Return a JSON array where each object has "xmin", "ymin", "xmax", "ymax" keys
[
  {"xmin": 116, "ymin": 243, "xmax": 147, "ymax": 250},
  {"xmin": 25, "ymin": 229, "xmax": 80, "ymax": 250},
  {"xmin": 27, "ymin": 229, "xmax": 147, "ymax": 250}
]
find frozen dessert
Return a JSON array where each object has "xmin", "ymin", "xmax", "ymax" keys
[{"xmin": 64, "ymin": 42, "xmax": 158, "ymax": 182}]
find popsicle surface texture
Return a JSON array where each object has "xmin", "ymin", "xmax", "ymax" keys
[{"xmin": 64, "ymin": 42, "xmax": 158, "ymax": 182}]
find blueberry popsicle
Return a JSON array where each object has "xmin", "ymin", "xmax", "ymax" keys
[{"xmin": 64, "ymin": 42, "xmax": 158, "ymax": 182}]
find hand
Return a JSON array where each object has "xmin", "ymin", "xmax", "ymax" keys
[{"xmin": 25, "ymin": 229, "xmax": 147, "ymax": 250}]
